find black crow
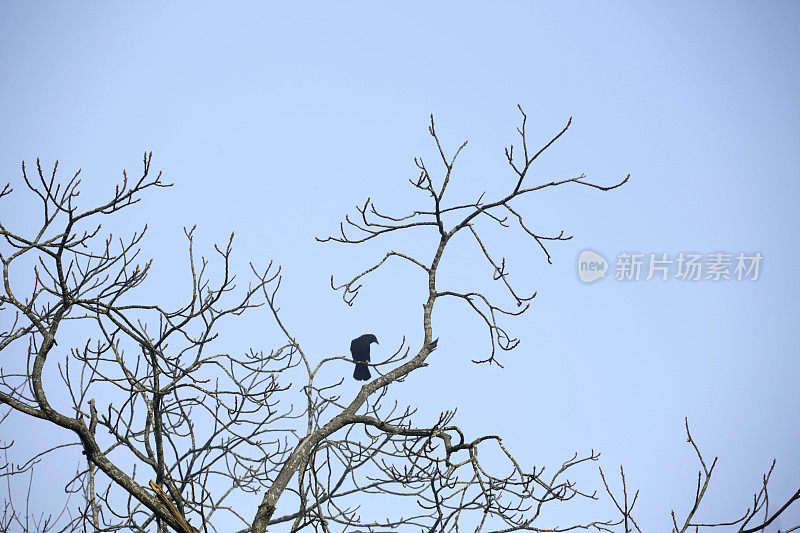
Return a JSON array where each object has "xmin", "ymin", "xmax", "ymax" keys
[{"xmin": 350, "ymin": 334, "xmax": 378, "ymax": 381}]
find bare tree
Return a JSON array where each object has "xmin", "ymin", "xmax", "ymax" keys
[{"xmin": 0, "ymin": 109, "xmax": 797, "ymax": 533}]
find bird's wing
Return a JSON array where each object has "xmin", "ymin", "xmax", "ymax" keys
[{"xmin": 351, "ymin": 339, "xmax": 372, "ymax": 362}]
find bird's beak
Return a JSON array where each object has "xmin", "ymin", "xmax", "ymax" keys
[{"xmin": 375, "ymin": 339, "xmax": 379, "ymax": 344}]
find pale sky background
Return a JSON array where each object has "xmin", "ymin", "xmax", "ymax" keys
[{"xmin": 1, "ymin": 2, "xmax": 799, "ymax": 531}]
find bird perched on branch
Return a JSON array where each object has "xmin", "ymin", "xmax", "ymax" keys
[{"xmin": 350, "ymin": 334, "xmax": 378, "ymax": 381}]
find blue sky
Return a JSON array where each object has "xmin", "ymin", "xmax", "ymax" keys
[{"xmin": 2, "ymin": 1, "xmax": 799, "ymax": 530}]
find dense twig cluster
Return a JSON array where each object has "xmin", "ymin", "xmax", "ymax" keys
[{"xmin": 0, "ymin": 154, "xmax": 302, "ymax": 532}]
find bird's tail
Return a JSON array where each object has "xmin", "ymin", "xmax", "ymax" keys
[{"xmin": 353, "ymin": 363, "xmax": 371, "ymax": 381}]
